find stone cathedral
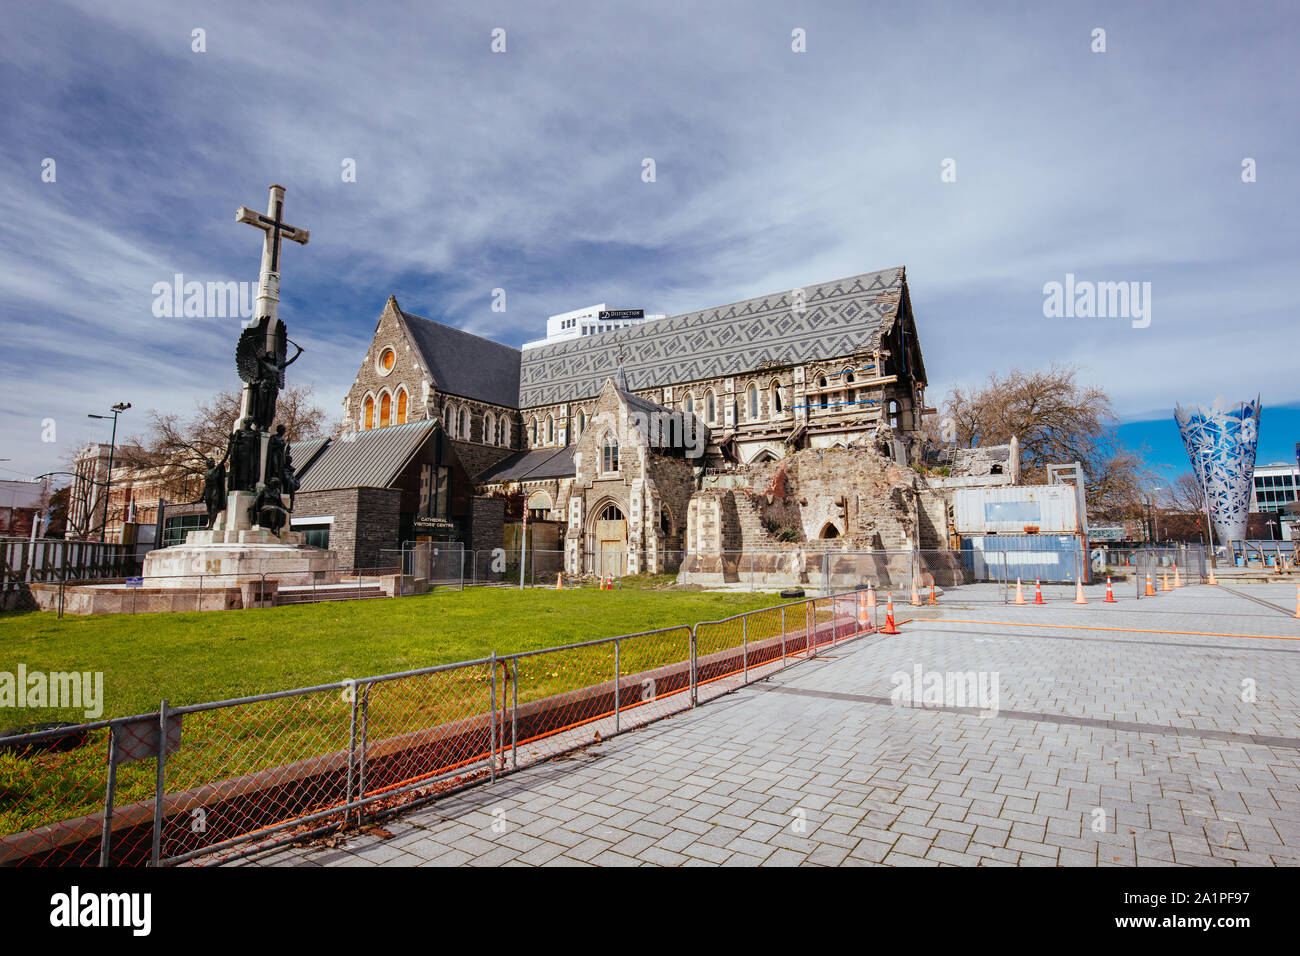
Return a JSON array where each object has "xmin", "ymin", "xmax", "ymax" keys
[{"xmin": 291, "ymin": 266, "xmax": 965, "ymax": 579}]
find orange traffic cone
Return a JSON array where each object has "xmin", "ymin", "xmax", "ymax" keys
[
  {"xmin": 1161, "ymin": 571, "xmax": 1171, "ymax": 592},
  {"xmin": 1073, "ymin": 579, "xmax": 1088, "ymax": 604},
  {"xmin": 1145, "ymin": 572, "xmax": 1156, "ymax": 596},
  {"xmin": 927, "ymin": 580, "xmax": 938, "ymax": 605},
  {"xmin": 1206, "ymin": 566, "xmax": 1217, "ymax": 586},
  {"xmin": 881, "ymin": 593, "xmax": 901, "ymax": 634},
  {"xmin": 910, "ymin": 578, "xmax": 922, "ymax": 607},
  {"xmin": 866, "ymin": 584, "xmax": 877, "ymax": 610},
  {"xmin": 1173, "ymin": 565, "xmax": 1183, "ymax": 588},
  {"xmin": 857, "ymin": 590, "xmax": 872, "ymax": 627},
  {"xmin": 1103, "ymin": 577, "xmax": 1117, "ymax": 603},
  {"xmin": 1033, "ymin": 578, "xmax": 1046, "ymax": 605},
  {"xmin": 1013, "ymin": 578, "xmax": 1026, "ymax": 605},
  {"xmin": 556, "ymin": 572, "xmax": 563, "ymax": 590}
]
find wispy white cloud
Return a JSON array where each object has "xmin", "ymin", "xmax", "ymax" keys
[{"xmin": 0, "ymin": 0, "xmax": 1295, "ymax": 477}]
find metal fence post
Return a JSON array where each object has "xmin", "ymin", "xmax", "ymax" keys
[
  {"xmin": 742, "ymin": 616, "xmax": 748, "ymax": 683},
  {"xmin": 689, "ymin": 625, "xmax": 698, "ymax": 707},
  {"xmin": 151, "ymin": 699, "xmax": 168, "ymax": 866},
  {"xmin": 511, "ymin": 657, "xmax": 519, "ymax": 770},
  {"xmin": 358, "ymin": 685, "xmax": 370, "ymax": 817},
  {"xmin": 100, "ymin": 728, "xmax": 118, "ymax": 867},
  {"xmin": 489, "ymin": 652, "xmax": 497, "ymax": 781},
  {"xmin": 812, "ymin": 598, "xmax": 819, "ymax": 658},
  {"xmin": 344, "ymin": 680, "xmax": 359, "ymax": 825},
  {"xmin": 613, "ymin": 639, "xmax": 621, "ymax": 733},
  {"xmin": 781, "ymin": 605, "xmax": 787, "ymax": 666}
]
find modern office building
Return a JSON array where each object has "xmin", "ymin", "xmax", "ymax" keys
[
  {"xmin": 1250, "ymin": 461, "xmax": 1299, "ymax": 540},
  {"xmin": 523, "ymin": 304, "xmax": 666, "ymax": 348}
]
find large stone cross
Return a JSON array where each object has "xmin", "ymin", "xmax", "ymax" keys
[{"xmin": 236, "ymin": 184, "xmax": 309, "ymax": 333}]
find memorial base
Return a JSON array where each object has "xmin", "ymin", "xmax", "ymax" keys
[{"xmin": 141, "ymin": 539, "xmax": 338, "ymax": 587}]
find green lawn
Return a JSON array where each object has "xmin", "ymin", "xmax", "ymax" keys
[
  {"xmin": 0, "ymin": 586, "xmax": 839, "ymax": 842},
  {"xmin": 0, "ymin": 586, "xmax": 785, "ymax": 725}
]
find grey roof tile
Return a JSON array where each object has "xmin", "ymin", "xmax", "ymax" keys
[{"xmin": 296, "ymin": 420, "xmax": 436, "ymax": 492}]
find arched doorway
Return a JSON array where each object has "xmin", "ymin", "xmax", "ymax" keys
[
  {"xmin": 819, "ymin": 523, "xmax": 841, "ymax": 539},
  {"xmin": 591, "ymin": 500, "xmax": 627, "ymax": 577}
]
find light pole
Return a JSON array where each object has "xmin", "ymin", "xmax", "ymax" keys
[{"xmin": 88, "ymin": 402, "xmax": 131, "ymax": 543}]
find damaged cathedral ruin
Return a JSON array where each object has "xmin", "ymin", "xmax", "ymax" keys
[{"xmin": 289, "ymin": 265, "xmax": 1022, "ymax": 587}]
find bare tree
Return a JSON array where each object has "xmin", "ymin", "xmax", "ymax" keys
[
  {"xmin": 1164, "ymin": 471, "xmax": 1207, "ymax": 514},
  {"xmin": 942, "ymin": 363, "xmax": 1152, "ymax": 517},
  {"xmin": 116, "ymin": 384, "xmax": 328, "ymax": 499}
]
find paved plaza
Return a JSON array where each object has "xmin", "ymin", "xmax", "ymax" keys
[{"xmin": 245, "ymin": 580, "xmax": 1300, "ymax": 867}]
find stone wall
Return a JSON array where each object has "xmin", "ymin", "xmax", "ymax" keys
[
  {"xmin": 450, "ymin": 438, "xmax": 515, "ymax": 482},
  {"xmin": 678, "ymin": 446, "xmax": 930, "ymax": 589},
  {"xmin": 343, "ymin": 298, "xmax": 432, "ymax": 432},
  {"xmin": 470, "ymin": 496, "xmax": 505, "ymax": 554},
  {"xmin": 355, "ymin": 487, "xmax": 402, "ymax": 569},
  {"xmin": 294, "ymin": 486, "xmax": 402, "ymax": 571}
]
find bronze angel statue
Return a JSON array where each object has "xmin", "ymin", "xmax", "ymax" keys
[{"xmin": 236, "ymin": 315, "xmax": 303, "ymax": 431}]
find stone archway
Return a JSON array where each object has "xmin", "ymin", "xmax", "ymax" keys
[{"xmin": 590, "ymin": 499, "xmax": 627, "ymax": 577}]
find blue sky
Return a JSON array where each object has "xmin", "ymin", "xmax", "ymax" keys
[{"xmin": 1, "ymin": 0, "xmax": 1296, "ymax": 483}]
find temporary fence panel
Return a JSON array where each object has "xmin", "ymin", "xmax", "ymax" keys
[{"xmin": 0, "ymin": 590, "xmax": 880, "ymax": 867}]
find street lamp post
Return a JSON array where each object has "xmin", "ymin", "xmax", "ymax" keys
[{"xmin": 88, "ymin": 402, "xmax": 131, "ymax": 543}]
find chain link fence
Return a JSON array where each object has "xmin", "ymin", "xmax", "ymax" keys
[{"xmin": 0, "ymin": 589, "xmax": 879, "ymax": 867}]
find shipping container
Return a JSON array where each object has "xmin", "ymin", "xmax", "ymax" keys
[
  {"xmin": 960, "ymin": 533, "xmax": 1086, "ymax": 584},
  {"xmin": 953, "ymin": 485, "xmax": 1080, "ymax": 535}
]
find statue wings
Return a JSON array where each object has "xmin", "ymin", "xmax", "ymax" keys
[{"xmin": 236, "ymin": 317, "xmax": 289, "ymax": 386}]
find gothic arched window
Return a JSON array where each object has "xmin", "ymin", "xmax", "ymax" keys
[
  {"xmin": 602, "ymin": 434, "xmax": 620, "ymax": 474},
  {"xmin": 705, "ymin": 390, "xmax": 716, "ymax": 424},
  {"xmin": 379, "ymin": 391, "xmax": 392, "ymax": 427},
  {"xmin": 576, "ymin": 410, "xmax": 586, "ymax": 438},
  {"xmin": 747, "ymin": 383, "xmax": 760, "ymax": 420},
  {"xmin": 363, "ymin": 396, "xmax": 374, "ymax": 430},
  {"xmin": 396, "ymin": 389, "xmax": 408, "ymax": 425},
  {"xmin": 484, "ymin": 411, "xmax": 495, "ymax": 445},
  {"xmin": 444, "ymin": 405, "xmax": 456, "ymax": 437},
  {"xmin": 461, "ymin": 407, "xmax": 472, "ymax": 441},
  {"xmin": 770, "ymin": 381, "xmax": 783, "ymax": 414},
  {"xmin": 546, "ymin": 415, "xmax": 555, "ymax": 444}
]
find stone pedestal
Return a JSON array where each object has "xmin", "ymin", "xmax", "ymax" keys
[{"xmin": 141, "ymin": 541, "xmax": 338, "ymax": 587}]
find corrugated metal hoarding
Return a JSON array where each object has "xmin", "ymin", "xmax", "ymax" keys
[
  {"xmin": 953, "ymin": 486, "xmax": 1080, "ymax": 534},
  {"xmin": 960, "ymin": 534, "xmax": 1086, "ymax": 584}
]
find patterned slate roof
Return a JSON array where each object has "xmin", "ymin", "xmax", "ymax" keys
[
  {"xmin": 398, "ymin": 306, "xmax": 522, "ymax": 409},
  {"xmin": 518, "ymin": 267, "xmax": 905, "ymax": 408},
  {"xmin": 296, "ymin": 420, "xmax": 436, "ymax": 492}
]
